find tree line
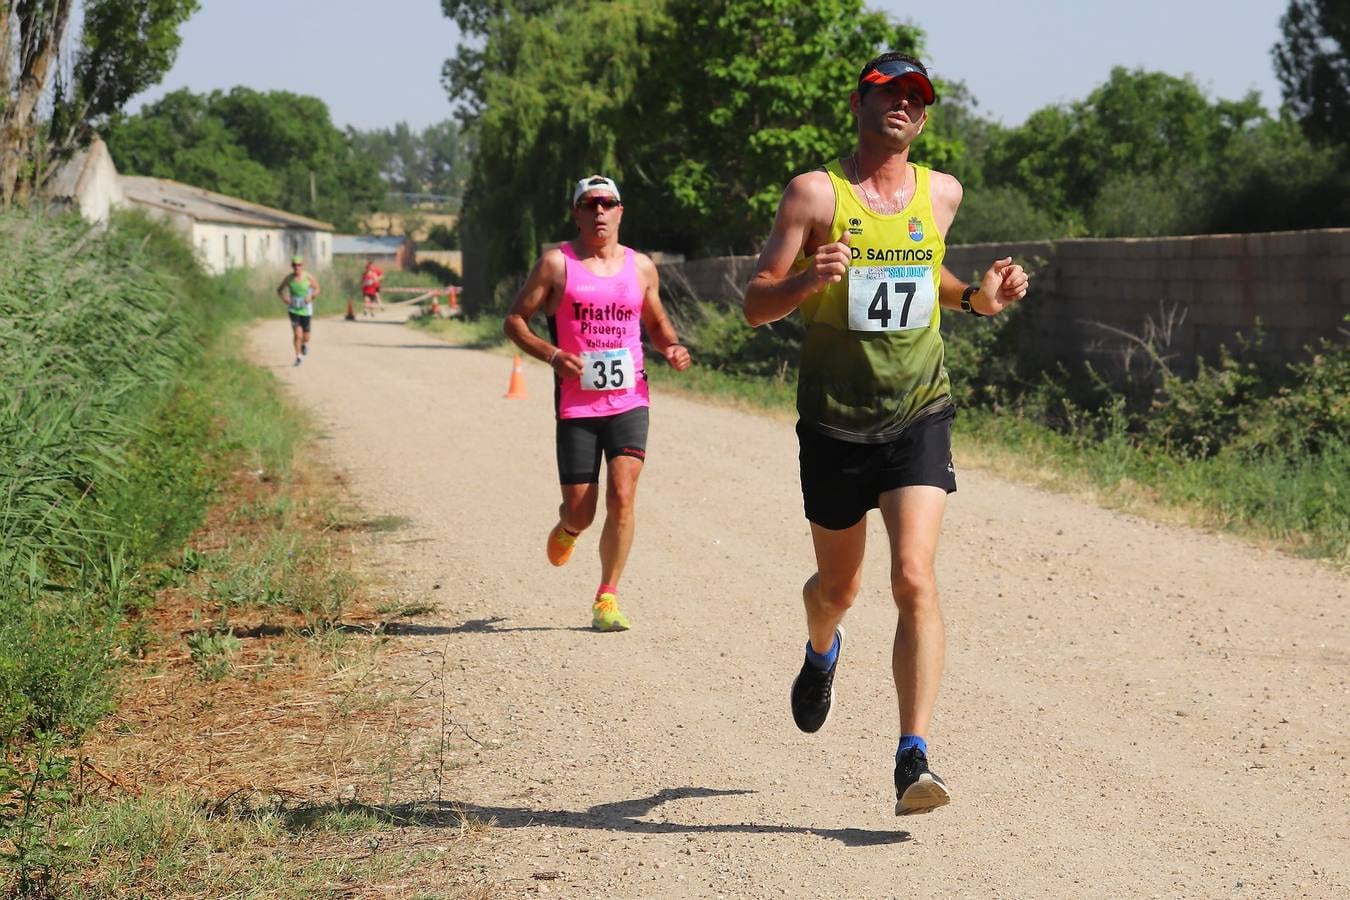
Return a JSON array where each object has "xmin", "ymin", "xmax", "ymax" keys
[
  {"xmin": 102, "ymin": 89, "xmax": 471, "ymax": 232},
  {"xmin": 441, "ymin": 0, "xmax": 1350, "ymax": 304},
  {"xmin": 0, "ymin": 1, "xmax": 470, "ymax": 231},
  {"xmin": 2, "ymin": 1, "xmax": 1346, "ymax": 273}
]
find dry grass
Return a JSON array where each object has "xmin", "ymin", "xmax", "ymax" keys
[{"xmin": 52, "ymin": 455, "xmax": 497, "ymax": 899}]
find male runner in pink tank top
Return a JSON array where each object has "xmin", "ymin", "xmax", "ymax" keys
[{"xmin": 505, "ymin": 175, "xmax": 692, "ymax": 631}]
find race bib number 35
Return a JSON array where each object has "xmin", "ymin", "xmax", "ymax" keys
[
  {"xmin": 580, "ymin": 348, "xmax": 635, "ymax": 391},
  {"xmin": 847, "ymin": 266, "xmax": 937, "ymax": 333}
]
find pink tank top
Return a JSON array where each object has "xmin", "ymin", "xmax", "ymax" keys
[{"xmin": 550, "ymin": 242, "xmax": 650, "ymax": 419}]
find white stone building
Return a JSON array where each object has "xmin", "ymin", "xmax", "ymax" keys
[
  {"xmin": 46, "ymin": 137, "xmax": 124, "ymax": 225},
  {"xmin": 120, "ymin": 176, "xmax": 334, "ymax": 274}
]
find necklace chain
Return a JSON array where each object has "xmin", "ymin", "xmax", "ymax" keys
[{"xmin": 850, "ymin": 153, "xmax": 908, "ymax": 215}]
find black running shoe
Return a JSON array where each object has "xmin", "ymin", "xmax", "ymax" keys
[
  {"xmin": 894, "ymin": 747, "xmax": 951, "ymax": 815},
  {"xmin": 789, "ymin": 626, "xmax": 845, "ymax": 733}
]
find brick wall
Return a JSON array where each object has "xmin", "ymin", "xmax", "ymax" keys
[{"xmin": 658, "ymin": 229, "xmax": 1350, "ymax": 378}]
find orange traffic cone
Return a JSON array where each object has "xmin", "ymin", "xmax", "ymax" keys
[
  {"xmin": 504, "ymin": 354, "xmax": 528, "ymax": 399},
  {"xmin": 447, "ymin": 286, "xmax": 459, "ymax": 313},
  {"xmin": 430, "ymin": 294, "xmax": 441, "ymax": 317},
  {"xmin": 345, "ymin": 298, "xmax": 356, "ymax": 321}
]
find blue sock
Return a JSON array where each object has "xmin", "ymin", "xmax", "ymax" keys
[
  {"xmin": 804, "ymin": 633, "xmax": 839, "ymax": 671},
  {"xmin": 896, "ymin": 734, "xmax": 928, "ymax": 761}
]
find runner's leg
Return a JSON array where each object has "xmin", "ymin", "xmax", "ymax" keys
[
  {"xmin": 559, "ymin": 483, "xmax": 599, "ymax": 534},
  {"xmin": 878, "ymin": 485, "xmax": 946, "ymax": 739},
  {"xmin": 789, "ymin": 519, "xmax": 865, "ymax": 732},
  {"xmin": 598, "ymin": 455, "xmax": 642, "ymax": 587},
  {"xmin": 805, "ymin": 520, "xmax": 866, "ymax": 654},
  {"xmin": 556, "ymin": 417, "xmax": 602, "ymax": 534}
]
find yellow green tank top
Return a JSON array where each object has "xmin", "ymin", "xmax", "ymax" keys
[
  {"xmin": 796, "ymin": 159, "xmax": 951, "ymax": 442},
  {"xmin": 286, "ymin": 274, "xmax": 313, "ymax": 316}
]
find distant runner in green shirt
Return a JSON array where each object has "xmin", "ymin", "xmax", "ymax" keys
[
  {"xmin": 277, "ymin": 254, "xmax": 320, "ymax": 366},
  {"xmin": 743, "ymin": 52, "xmax": 1029, "ymax": 817}
]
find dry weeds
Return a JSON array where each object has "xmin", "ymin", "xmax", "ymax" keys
[{"xmin": 62, "ymin": 456, "xmax": 497, "ymax": 899}]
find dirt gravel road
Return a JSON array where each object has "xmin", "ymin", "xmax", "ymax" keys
[{"xmin": 248, "ymin": 313, "xmax": 1347, "ymax": 899}]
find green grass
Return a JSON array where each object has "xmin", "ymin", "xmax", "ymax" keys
[
  {"xmin": 50, "ymin": 793, "xmax": 444, "ymax": 899},
  {"xmin": 422, "ymin": 305, "xmax": 1348, "ymax": 566},
  {"xmin": 206, "ymin": 530, "xmax": 354, "ymax": 628},
  {"xmin": 0, "ymin": 210, "xmax": 480, "ymax": 897},
  {"xmin": 646, "ymin": 360, "xmax": 795, "ymax": 414},
  {"xmin": 408, "ymin": 313, "xmax": 505, "ymax": 348},
  {"xmin": 0, "ymin": 210, "xmax": 325, "ymax": 893},
  {"xmin": 957, "ymin": 406, "xmax": 1349, "ymax": 562}
]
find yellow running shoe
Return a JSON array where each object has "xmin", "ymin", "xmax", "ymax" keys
[
  {"xmin": 591, "ymin": 593, "xmax": 630, "ymax": 632},
  {"xmin": 546, "ymin": 522, "xmax": 578, "ymax": 567}
]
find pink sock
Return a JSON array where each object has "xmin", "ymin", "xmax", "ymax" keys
[{"xmin": 596, "ymin": 583, "xmax": 617, "ymax": 598}]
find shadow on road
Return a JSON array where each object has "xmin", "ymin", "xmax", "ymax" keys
[
  {"xmin": 280, "ymin": 788, "xmax": 911, "ymax": 848},
  {"xmin": 450, "ymin": 616, "xmax": 593, "ymax": 635}
]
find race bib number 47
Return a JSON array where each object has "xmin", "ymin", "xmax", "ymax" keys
[
  {"xmin": 847, "ymin": 266, "xmax": 936, "ymax": 332},
  {"xmin": 580, "ymin": 347, "xmax": 635, "ymax": 391}
]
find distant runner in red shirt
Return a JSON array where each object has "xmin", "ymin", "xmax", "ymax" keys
[{"xmin": 361, "ymin": 259, "xmax": 384, "ymax": 317}]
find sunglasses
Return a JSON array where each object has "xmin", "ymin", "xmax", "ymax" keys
[{"xmin": 577, "ymin": 196, "xmax": 621, "ymax": 211}]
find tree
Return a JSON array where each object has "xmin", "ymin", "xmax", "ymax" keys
[
  {"xmin": 1273, "ymin": 0, "xmax": 1350, "ymax": 146},
  {"xmin": 0, "ymin": 0, "xmax": 198, "ymax": 207},
  {"xmin": 348, "ymin": 118, "xmax": 473, "ymax": 203},
  {"xmin": 443, "ymin": 0, "xmax": 941, "ymax": 299},
  {"xmin": 445, "ymin": 1, "xmax": 665, "ymax": 300},
  {"xmin": 978, "ymin": 68, "xmax": 1283, "ymax": 238},
  {"xmin": 620, "ymin": 0, "xmax": 926, "ymax": 257},
  {"xmin": 104, "ymin": 87, "xmax": 384, "ymax": 230},
  {"xmin": 103, "ymin": 89, "xmax": 279, "ymax": 205},
  {"xmin": 1, "ymin": 1, "xmax": 77, "ymax": 206}
]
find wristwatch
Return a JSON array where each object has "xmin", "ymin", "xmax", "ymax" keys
[{"xmin": 960, "ymin": 284, "xmax": 985, "ymax": 317}]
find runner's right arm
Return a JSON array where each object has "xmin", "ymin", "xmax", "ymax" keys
[
  {"xmin": 743, "ymin": 171, "xmax": 845, "ymax": 326},
  {"xmin": 504, "ymin": 250, "xmax": 582, "ymax": 379}
]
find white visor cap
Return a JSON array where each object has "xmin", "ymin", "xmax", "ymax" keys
[{"xmin": 572, "ymin": 174, "xmax": 621, "ymax": 207}]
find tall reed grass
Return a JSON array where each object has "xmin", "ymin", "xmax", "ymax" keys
[{"xmin": 0, "ymin": 210, "xmax": 283, "ymax": 891}]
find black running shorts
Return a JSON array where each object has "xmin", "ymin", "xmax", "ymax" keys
[
  {"xmin": 797, "ymin": 404, "xmax": 957, "ymax": 530},
  {"xmin": 556, "ymin": 406, "xmax": 650, "ymax": 485},
  {"xmin": 288, "ymin": 312, "xmax": 312, "ymax": 333}
]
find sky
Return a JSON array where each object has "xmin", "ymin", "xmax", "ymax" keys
[{"xmin": 126, "ymin": 0, "xmax": 1293, "ymax": 131}]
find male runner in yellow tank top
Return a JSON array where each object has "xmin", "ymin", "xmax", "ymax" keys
[{"xmin": 743, "ymin": 52, "xmax": 1029, "ymax": 816}]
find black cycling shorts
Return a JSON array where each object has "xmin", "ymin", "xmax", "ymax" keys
[
  {"xmin": 288, "ymin": 312, "xmax": 312, "ymax": 333},
  {"xmin": 556, "ymin": 406, "xmax": 650, "ymax": 484},
  {"xmin": 798, "ymin": 404, "xmax": 957, "ymax": 530}
]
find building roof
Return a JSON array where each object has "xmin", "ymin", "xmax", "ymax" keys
[
  {"xmin": 120, "ymin": 175, "xmax": 334, "ymax": 231},
  {"xmin": 333, "ymin": 234, "xmax": 409, "ymax": 255}
]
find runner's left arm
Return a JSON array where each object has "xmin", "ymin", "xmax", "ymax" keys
[
  {"xmin": 637, "ymin": 255, "xmax": 691, "ymax": 371},
  {"xmin": 929, "ymin": 171, "xmax": 1029, "ymax": 316}
]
